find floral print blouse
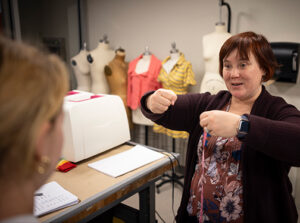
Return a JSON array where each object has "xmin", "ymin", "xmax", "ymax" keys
[{"xmin": 187, "ymin": 133, "xmax": 243, "ymax": 222}]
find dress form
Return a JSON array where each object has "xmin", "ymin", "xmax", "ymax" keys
[
  {"xmin": 104, "ymin": 48, "xmax": 133, "ymax": 129},
  {"xmin": 154, "ymin": 45, "xmax": 196, "ymax": 139},
  {"xmin": 163, "ymin": 52, "xmax": 180, "ymax": 74},
  {"xmin": 200, "ymin": 23, "xmax": 232, "ymax": 94},
  {"xmin": 163, "ymin": 42, "xmax": 180, "ymax": 74},
  {"xmin": 87, "ymin": 39, "xmax": 114, "ymax": 94},
  {"xmin": 135, "ymin": 53, "xmax": 151, "ymax": 74},
  {"xmin": 132, "ymin": 48, "xmax": 154, "ymax": 126},
  {"xmin": 71, "ymin": 45, "xmax": 91, "ymax": 91}
]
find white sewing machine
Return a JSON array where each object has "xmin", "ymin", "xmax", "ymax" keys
[{"xmin": 62, "ymin": 90, "xmax": 130, "ymax": 162}]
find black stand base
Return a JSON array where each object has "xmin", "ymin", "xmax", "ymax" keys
[{"xmin": 156, "ymin": 171, "xmax": 184, "ymax": 193}]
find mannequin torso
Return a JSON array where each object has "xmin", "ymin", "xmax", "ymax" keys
[
  {"xmin": 200, "ymin": 24, "xmax": 232, "ymax": 94},
  {"xmin": 71, "ymin": 49, "xmax": 91, "ymax": 91},
  {"xmin": 135, "ymin": 54, "xmax": 151, "ymax": 74},
  {"xmin": 88, "ymin": 42, "xmax": 114, "ymax": 94},
  {"xmin": 105, "ymin": 50, "xmax": 127, "ymax": 96},
  {"xmin": 132, "ymin": 54, "xmax": 154, "ymax": 126},
  {"xmin": 153, "ymin": 52, "xmax": 196, "ymax": 138},
  {"xmin": 163, "ymin": 52, "xmax": 180, "ymax": 74},
  {"xmin": 104, "ymin": 50, "xmax": 133, "ymax": 129}
]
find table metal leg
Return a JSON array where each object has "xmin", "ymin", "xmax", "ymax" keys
[{"xmin": 139, "ymin": 182, "xmax": 155, "ymax": 223}]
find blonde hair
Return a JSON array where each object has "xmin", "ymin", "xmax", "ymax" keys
[{"xmin": 0, "ymin": 36, "xmax": 69, "ymax": 178}]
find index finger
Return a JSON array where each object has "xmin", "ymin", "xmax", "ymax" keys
[
  {"xmin": 200, "ymin": 111, "xmax": 209, "ymax": 120},
  {"xmin": 160, "ymin": 90, "xmax": 177, "ymax": 105}
]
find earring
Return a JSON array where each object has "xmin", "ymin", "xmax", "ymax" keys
[{"xmin": 37, "ymin": 156, "xmax": 50, "ymax": 174}]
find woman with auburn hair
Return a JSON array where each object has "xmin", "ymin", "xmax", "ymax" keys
[
  {"xmin": 0, "ymin": 36, "xmax": 69, "ymax": 222},
  {"xmin": 141, "ymin": 31, "xmax": 300, "ymax": 222}
]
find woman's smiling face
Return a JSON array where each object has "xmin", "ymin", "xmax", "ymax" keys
[{"xmin": 223, "ymin": 49, "xmax": 264, "ymax": 102}]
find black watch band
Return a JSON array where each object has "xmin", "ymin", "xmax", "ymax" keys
[{"xmin": 237, "ymin": 115, "xmax": 249, "ymax": 140}]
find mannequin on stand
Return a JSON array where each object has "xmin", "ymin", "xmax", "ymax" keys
[
  {"xmin": 154, "ymin": 42, "xmax": 196, "ymax": 139},
  {"xmin": 104, "ymin": 47, "xmax": 133, "ymax": 129},
  {"xmin": 127, "ymin": 46, "xmax": 162, "ymax": 144},
  {"xmin": 87, "ymin": 35, "xmax": 114, "ymax": 94},
  {"xmin": 71, "ymin": 43, "xmax": 91, "ymax": 91},
  {"xmin": 163, "ymin": 43, "xmax": 180, "ymax": 74},
  {"xmin": 200, "ymin": 23, "xmax": 231, "ymax": 94},
  {"xmin": 132, "ymin": 47, "xmax": 154, "ymax": 127},
  {"xmin": 155, "ymin": 42, "xmax": 196, "ymax": 191}
]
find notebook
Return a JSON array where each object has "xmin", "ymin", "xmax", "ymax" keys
[
  {"xmin": 88, "ymin": 144, "xmax": 165, "ymax": 177},
  {"xmin": 34, "ymin": 181, "xmax": 79, "ymax": 217}
]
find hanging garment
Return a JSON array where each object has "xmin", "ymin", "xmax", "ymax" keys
[
  {"xmin": 154, "ymin": 53, "xmax": 196, "ymax": 138},
  {"xmin": 127, "ymin": 54, "xmax": 162, "ymax": 110}
]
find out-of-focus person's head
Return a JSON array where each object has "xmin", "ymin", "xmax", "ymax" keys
[
  {"xmin": 0, "ymin": 36, "xmax": 69, "ymax": 185},
  {"xmin": 219, "ymin": 31, "xmax": 278, "ymax": 82}
]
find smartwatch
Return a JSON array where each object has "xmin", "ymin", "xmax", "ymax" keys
[{"xmin": 237, "ymin": 115, "xmax": 249, "ymax": 140}]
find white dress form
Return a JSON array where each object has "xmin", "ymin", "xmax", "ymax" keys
[
  {"xmin": 71, "ymin": 49, "xmax": 91, "ymax": 91},
  {"xmin": 163, "ymin": 52, "xmax": 180, "ymax": 74},
  {"xmin": 200, "ymin": 24, "xmax": 232, "ymax": 94},
  {"xmin": 88, "ymin": 42, "xmax": 114, "ymax": 94},
  {"xmin": 135, "ymin": 54, "xmax": 151, "ymax": 74},
  {"xmin": 132, "ymin": 54, "xmax": 154, "ymax": 126}
]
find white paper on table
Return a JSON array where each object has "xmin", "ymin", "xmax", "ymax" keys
[
  {"xmin": 88, "ymin": 145, "xmax": 165, "ymax": 177},
  {"xmin": 34, "ymin": 181, "xmax": 79, "ymax": 217}
]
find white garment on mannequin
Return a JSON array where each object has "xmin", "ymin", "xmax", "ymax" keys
[
  {"xmin": 163, "ymin": 52, "xmax": 180, "ymax": 74},
  {"xmin": 201, "ymin": 72, "xmax": 229, "ymax": 94},
  {"xmin": 135, "ymin": 54, "xmax": 151, "ymax": 74},
  {"xmin": 132, "ymin": 54, "xmax": 154, "ymax": 126},
  {"xmin": 200, "ymin": 24, "xmax": 232, "ymax": 94},
  {"xmin": 71, "ymin": 49, "xmax": 91, "ymax": 91},
  {"xmin": 89, "ymin": 42, "xmax": 114, "ymax": 94},
  {"xmin": 132, "ymin": 108, "xmax": 154, "ymax": 126}
]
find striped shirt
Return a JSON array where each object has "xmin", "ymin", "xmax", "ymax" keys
[{"xmin": 153, "ymin": 53, "xmax": 196, "ymax": 138}]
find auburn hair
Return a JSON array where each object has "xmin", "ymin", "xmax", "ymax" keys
[{"xmin": 219, "ymin": 31, "xmax": 279, "ymax": 81}]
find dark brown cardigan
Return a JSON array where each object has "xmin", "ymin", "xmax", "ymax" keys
[{"xmin": 141, "ymin": 86, "xmax": 300, "ymax": 223}]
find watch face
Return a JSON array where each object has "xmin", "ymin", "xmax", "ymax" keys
[
  {"xmin": 239, "ymin": 120, "xmax": 249, "ymax": 133},
  {"xmin": 237, "ymin": 116, "xmax": 249, "ymax": 139}
]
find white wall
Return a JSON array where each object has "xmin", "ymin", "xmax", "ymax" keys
[{"xmin": 85, "ymin": 0, "xmax": 300, "ymax": 92}]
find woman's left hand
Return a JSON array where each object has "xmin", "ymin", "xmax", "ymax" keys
[{"xmin": 200, "ymin": 110, "xmax": 241, "ymax": 137}]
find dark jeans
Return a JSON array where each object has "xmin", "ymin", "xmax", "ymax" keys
[
  {"xmin": 187, "ymin": 215, "xmax": 199, "ymax": 223},
  {"xmin": 187, "ymin": 215, "xmax": 213, "ymax": 223}
]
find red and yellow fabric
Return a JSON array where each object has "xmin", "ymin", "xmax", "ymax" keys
[{"xmin": 56, "ymin": 159, "xmax": 77, "ymax": 172}]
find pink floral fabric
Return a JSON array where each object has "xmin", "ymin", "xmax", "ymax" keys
[{"xmin": 187, "ymin": 134, "xmax": 243, "ymax": 222}]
